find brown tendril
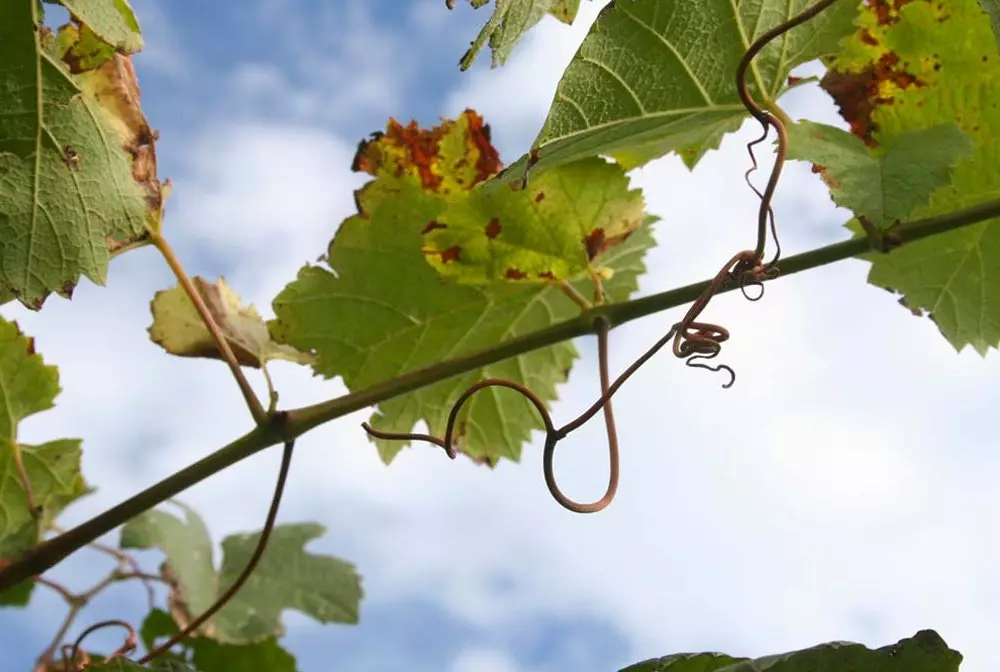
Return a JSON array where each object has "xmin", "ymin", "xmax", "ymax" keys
[
  {"xmin": 137, "ymin": 438, "xmax": 297, "ymax": 664},
  {"xmin": 65, "ymin": 619, "xmax": 136, "ymax": 671}
]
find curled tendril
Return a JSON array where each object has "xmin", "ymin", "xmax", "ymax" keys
[
  {"xmin": 65, "ymin": 619, "xmax": 136, "ymax": 671},
  {"xmin": 364, "ymin": 0, "xmax": 842, "ymax": 514}
]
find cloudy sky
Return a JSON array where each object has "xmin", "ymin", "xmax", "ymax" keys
[{"xmin": 3, "ymin": 1, "xmax": 1000, "ymax": 671}]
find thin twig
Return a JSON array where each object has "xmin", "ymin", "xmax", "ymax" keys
[{"xmin": 149, "ymin": 231, "xmax": 267, "ymax": 424}]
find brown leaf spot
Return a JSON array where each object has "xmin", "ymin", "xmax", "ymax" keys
[
  {"xmin": 534, "ymin": 191, "xmax": 545, "ymax": 203},
  {"xmin": 504, "ymin": 268, "xmax": 527, "ymax": 280},
  {"xmin": 538, "ymin": 271, "xmax": 557, "ymax": 281},
  {"xmin": 440, "ymin": 246, "xmax": 461, "ymax": 263},
  {"xmin": 584, "ymin": 228, "xmax": 607, "ymax": 260},
  {"xmin": 485, "ymin": 217, "xmax": 502, "ymax": 239},
  {"xmin": 821, "ymin": 50, "xmax": 924, "ymax": 147},
  {"xmin": 422, "ymin": 220, "xmax": 446, "ymax": 234},
  {"xmin": 61, "ymin": 145, "xmax": 80, "ymax": 170},
  {"xmin": 860, "ymin": 28, "xmax": 879, "ymax": 46}
]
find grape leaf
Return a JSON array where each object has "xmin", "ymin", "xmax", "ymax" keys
[
  {"xmin": 0, "ymin": 317, "xmax": 89, "ymax": 561},
  {"xmin": 83, "ymin": 660, "xmax": 195, "ymax": 672},
  {"xmin": 211, "ymin": 523, "xmax": 361, "ymax": 643},
  {"xmin": 55, "ymin": 0, "xmax": 144, "ymax": 52},
  {"xmin": 270, "ymin": 112, "xmax": 656, "ymax": 464},
  {"xmin": 120, "ymin": 501, "xmax": 218, "ymax": 625},
  {"xmin": 785, "ymin": 121, "xmax": 972, "ymax": 228},
  {"xmin": 140, "ymin": 608, "xmax": 297, "ymax": 672},
  {"xmin": 822, "ymin": 0, "xmax": 1000, "ymax": 353},
  {"xmin": 495, "ymin": 0, "xmax": 858, "ymax": 180},
  {"xmin": 148, "ymin": 277, "xmax": 314, "ymax": 369},
  {"xmin": 0, "ymin": 3, "xmax": 162, "ymax": 308},
  {"xmin": 456, "ymin": 0, "xmax": 583, "ymax": 70},
  {"xmin": 424, "ymin": 157, "xmax": 644, "ymax": 283},
  {"xmin": 621, "ymin": 630, "xmax": 960, "ymax": 672},
  {"xmin": 122, "ymin": 506, "xmax": 361, "ymax": 645}
]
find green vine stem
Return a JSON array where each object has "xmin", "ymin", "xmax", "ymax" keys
[{"xmin": 2, "ymin": 197, "xmax": 999, "ymax": 592}]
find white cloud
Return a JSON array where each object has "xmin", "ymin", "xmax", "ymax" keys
[{"xmin": 451, "ymin": 647, "xmax": 524, "ymax": 672}]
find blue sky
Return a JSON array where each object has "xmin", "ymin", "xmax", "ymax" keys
[{"xmin": 3, "ymin": 1, "xmax": 1000, "ymax": 671}]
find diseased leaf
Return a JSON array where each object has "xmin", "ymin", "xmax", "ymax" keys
[
  {"xmin": 211, "ymin": 523, "xmax": 362, "ymax": 644},
  {"xmin": 457, "ymin": 0, "xmax": 584, "ymax": 70},
  {"xmin": 823, "ymin": 0, "xmax": 1000, "ymax": 353},
  {"xmin": 497, "ymin": 0, "xmax": 857, "ymax": 179},
  {"xmin": 424, "ymin": 157, "xmax": 644, "ymax": 283},
  {"xmin": 0, "ymin": 318, "xmax": 88, "ymax": 560},
  {"xmin": 786, "ymin": 121, "xmax": 972, "ymax": 228},
  {"xmin": 120, "ymin": 502, "xmax": 218, "ymax": 628},
  {"xmin": 621, "ymin": 629, "xmax": 960, "ymax": 672},
  {"xmin": 56, "ymin": 0, "xmax": 144, "ymax": 52},
  {"xmin": 148, "ymin": 277, "xmax": 314, "ymax": 369},
  {"xmin": 0, "ymin": 2, "xmax": 162, "ymax": 308},
  {"xmin": 270, "ymin": 112, "xmax": 656, "ymax": 464}
]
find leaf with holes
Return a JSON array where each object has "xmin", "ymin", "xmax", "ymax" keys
[
  {"xmin": 148, "ymin": 277, "xmax": 314, "ymax": 369},
  {"xmin": 424, "ymin": 157, "xmax": 644, "ymax": 283},
  {"xmin": 785, "ymin": 121, "xmax": 972, "ymax": 228},
  {"xmin": 0, "ymin": 3, "xmax": 162, "ymax": 308},
  {"xmin": 495, "ymin": 0, "xmax": 857, "ymax": 181},
  {"xmin": 823, "ymin": 0, "xmax": 1000, "ymax": 354},
  {"xmin": 0, "ymin": 317, "xmax": 89, "ymax": 563},
  {"xmin": 270, "ymin": 112, "xmax": 657, "ymax": 464},
  {"xmin": 456, "ymin": 0, "xmax": 584, "ymax": 70},
  {"xmin": 620, "ymin": 629, "xmax": 960, "ymax": 672}
]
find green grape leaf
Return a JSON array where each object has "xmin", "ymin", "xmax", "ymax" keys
[
  {"xmin": 424, "ymin": 157, "xmax": 644, "ymax": 283},
  {"xmin": 0, "ymin": 3, "xmax": 163, "ymax": 308},
  {"xmin": 496, "ymin": 0, "xmax": 857, "ymax": 180},
  {"xmin": 120, "ymin": 502, "xmax": 218, "ymax": 623},
  {"xmin": 270, "ymin": 112, "xmax": 655, "ymax": 464},
  {"xmin": 457, "ymin": 0, "xmax": 583, "ymax": 70},
  {"xmin": 148, "ymin": 277, "xmax": 314, "ymax": 369},
  {"xmin": 0, "ymin": 318, "xmax": 89, "ymax": 560},
  {"xmin": 978, "ymin": 0, "xmax": 1000, "ymax": 53},
  {"xmin": 823, "ymin": 0, "xmax": 1000, "ymax": 353},
  {"xmin": 124, "ymin": 508, "xmax": 361, "ymax": 645},
  {"xmin": 785, "ymin": 121, "xmax": 972, "ymax": 228},
  {"xmin": 140, "ymin": 608, "xmax": 296, "ymax": 672},
  {"xmin": 0, "ymin": 574, "xmax": 35, "ymax": 606},
  {"xmin": 211, "ymin": 523, "xmax": 362, "ymax": 644},
  {"xmin": 621, "ymin": 629, "xmax": 960, "ymax": 672},
  {"xmin": 56, "ymin": 0, "xmax": 144, "ymax": 53}
]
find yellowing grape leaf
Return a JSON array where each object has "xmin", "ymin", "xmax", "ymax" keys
[
  {"xmin": 122, "ymin": 506, "xmax": 361, "ymax": 645},
  {"xmin": 270, "ymin": 112, "xmax": 656, "ymax": 465},
  {"xmin": 823, "ymin": 0, "xmax": 1000, "ymax": 354},
  {"xmin": 0, "ymin": 3, "xmax": 162, "ymax": 309},
  {"xmin": 56, "ymin": 0, "xmax": 144, "ymax": 53},
  {"xmin": 785, "ymin": 121, "xmax": 972, "ymax": 228},
  {"xmin": 423, "ymin": 157, "xmax": 644, "ymax": 283},
  {"xmin": 496, "ymin": 0, "xmax": 858, "ymax": 180},
  {"xmin": 455, "ymin": 0, "xmax": 583, "ymax": 70},
  {"xmin": 148, "ymin": 277, "xmax": 313, "ymax": 369},
  {"xmin": 0, "ymin": 318, "xmax": 89, "ymax": 562}
]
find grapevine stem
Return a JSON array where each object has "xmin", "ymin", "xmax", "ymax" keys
[
  {"xmin": 3, "ymin": 196, "xmax": 1000, "ymax": 592},
  {"xmin": 149, "ymin": 231, "xmax": 267, "ymax": 424}
]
